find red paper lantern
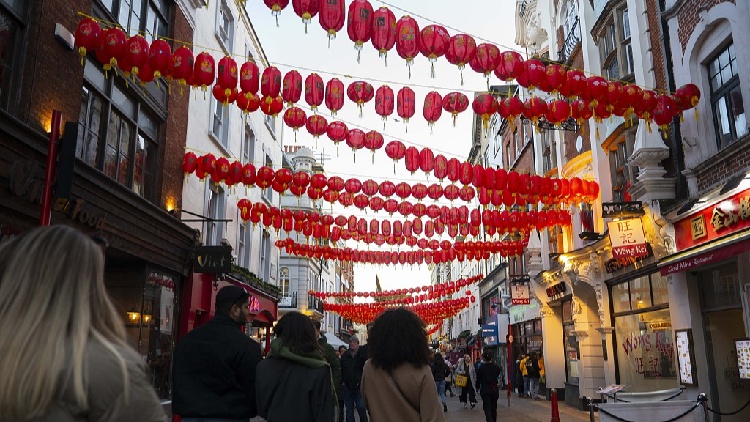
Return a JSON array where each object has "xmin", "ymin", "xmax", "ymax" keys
[
  {"xmin": 423, "ymin": 91, "xmax": 443, "ymax": 130},
  {"xmin": 563, "ymin": 69, "xmax": 588, "ymax": 99},
  {"xmin": 570, "ymin": 99, "xmax": 593, "ymax": 127},
  {"xmin": 419, "ymin": 148, "xmax": 435, "ymax": 175},
  {"xmin": 442, "ymin": 92, "xmax": 469, "ymax": 126},
  {"xmin": 96, "ymin": 27, "xmax": 126, "ymax": 74},
  {"xmin": 635, "ymin": 90, "xmax": 658, "ymax": 125},
  {"xmin": 412, "ymin": 183, "xmax": 428, "ymax": 201},
  {"xmin": 260, "ymin": 95, "xmax": 284, "ymax": 116},
  {"xmin": 380, "ymin": 182, "xmax": 397, "ymax": 197},
  {"xmin": 306, "ymin": 114, "xmax": 328, "ymax": 138},
  {"xmin": 212, "ymin": 84, "xmax": 237, "ymax": 106},
  {"xmin": 282, "ymin": 70, "xmax": 303, "ymax": 106},
  {"xmin": 237, "ymin": 199, "xmax": 252, "ymax": 221},
  {"xmin": 587, "ymin": 76, "xmax": 609, "ymax": 107},
  {"xmin": 606, "ymin": 81, "xmax": 624, "ymax": 114},
  {"xmin": 364, "ymin": 130, "xmax": 384, "ymax": 163},
  {"xmin": 263, "ymin": 0, "xmax": 290, "ymax": 25},
  {"xmin": 459, "ymin": 162, "xmax": 473, "ymax": 185},
  {"xmin": 283, "ymin": 107, "xmax": 307, "ymax": 140},
  {"xmin": 292, "ymin": 0, "xmax": 319, "ymax": 32},
  {"xmin": 469, "ymin": 43, "xmax": 500, "ymax": 83},
  {"xmin": 472, "ymin": 94, "xmax": 499, "ymax": 129},
  {"xmin": 653, "ymin": 94, "xmax": 677, "ymax": 133},
  {"xmin": 371, "ymin": 7, "xmax": 397, "ymax": 64},
  {"xmin": 433, "ymin": 154, "xmax": 448, "ymax": 181},
  {"xmin": 498, "ymin": 96, "xmax": 524, "ymax": 131},
  {"xmin": 346, "ymin": 128, "xmax": 366, "ymax": 161},
  {"xmin": 213, "ymin": 157, "xmax": 230, "ymax": 184},
  {"xmin": 347, "ymin": 0, "xmax": 374, "ymax": 61},
  {"xmin": 236, "ymin": 92, "xmax": 261, "ymax": 115},
  {"xmin": 447, "ymin": 158, "xmax": 461, "ymax": 184},
  {"xmin": 520, "ymin": 59, "xmax": 547, "ymax": 92},
  {"xmin": 548, "ymin": 99, "xmax": 571, "ymax": 126},
  {"xmin": 397, "ymin": 86, "xmax": 416, "ymax": 129},
  {"xmin": 169, "ymin": 46, "xmax": 194, "ymax": 91},
  {"xmin": 385, "ymin": 140, "xmax": 406, "ymax": 173},
  {"xmin": 147, "ymin": 39, "xmax": 171, "ymax": 82},
  {"xmin": 239, "ymin": 61, "xmax": 260, "ymax": 94},
  {"xmin": 319, "ymin": 0, "xmax": 346, "ymax": 43},
  {"xmin": 261, "ymin": 66, "xmax": 282, "ymax": 98},
  {"xmin": 74, "ymin": 18, "xmax": 101, "ymax": 64},
  {"xmin": 192, "ymin": 52, "xmax": 215, "ymax": 92},
  {"xmin": 546, "ymin": 63, "xmax": 567, "ymax": 95},
  {"xmin": 446, "ymin": 34, "xmax": 477, "ymax": 84},
  {"xmin": 405, "ymin": 146, "xmax": 420, "ymax": 174},
  {"xmin": 375, "ymin": 85, "xmax": 395, "ymax": 127},
  {"xmin": 494, "ymin": 50, "xmax": 524, "ymax": 81},
  {"xmin": 419, "ymin": 24, "xmax": 450, "ymax": 77},
  {"xmin": 299, "ymin": 73, "xmax": 322, "ymax": 112},
  {"xmin": 674, "ymin": 83, "xmax": 701, "ymax": 120},
  {"xmin": 347, "ymin": 81, "xmax": 375, "ymax": 115},
  {"xmin": 325, "ymin": 78, "xmax": 345, "ymax": 115},
  {"xmin": 523, "ymin": 97, "xmax": 548, "ymax": 126},
  {"xmin": 395, "ymin": 15, "xmax": 420, "ymax": 75},
  {"xmin": 345, "ymin": 178, "xmax": 362, "ymax": 194},
  {"xmin": 182, "ymin": 152, "xmax": 198, "ymax": 175}
]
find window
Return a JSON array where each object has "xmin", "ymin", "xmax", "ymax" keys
[
  {"xmin": 260, "ymin": 229, "xmax": 271, "ymax": 281},
  {"xmin": 243, "ymin": 124, "xmax": 256, "ymax": 164},
  {"xmin": 505, "ymin": 143, "xmax": 512, "ymax": 168},
  {"xmin": 206, "ymin": 182, "xmax": 226, "ymax": 245},
  {"xmin": 0, "ymin": 3, "xmax": 23, "ymax": 111},
  {"xmin": 211, "ymin": 98, "xmax": 229, "ymax": 147},
  {"xmin": 709, "ymin": 43, "xmax": 748, "ymax": 148},
  {"xmin": 265, "ymin": 114, "xmax": 276, "ymax": 136},
  {"xmin": 263, "ymin": 155, "xmax": 274, "ymax": 202},
  {"xmin": 107, "ymin": 0, "xmax": 169, "ymax": 41},
  {"xmin": 541, "ymin": 130, "xmax": 556, "ymax": 173},
  {"xmin": 237, "ymin": 219, "xmax": 252, "ymax": 268},
  {"xmin": 279, "ymin": 267, "xmax": 290, "ymax": 296},
  {"xmin": 597, "ymin": 4, "xmax": 633, "ymax": 80},
  {"xmin": 611, "ymin": 273, "xmax": 670, "ymax": 314},
  {"xmin": 608, "ymin": 130, "xmax": 637, "ymax": 202},
  {"xmin": 78, "ymin": 60, "xmax": 159, "ymax": 201},
  {"xmin": 216, "ymin": 0, "xmax": 234, "ymax": 52}
]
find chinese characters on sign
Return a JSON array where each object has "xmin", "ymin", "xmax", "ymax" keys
[
  {"xmin": 607, "ymin": 218, "xmax": 649, "ymax": 258},
  {"xmin": 690, "ymin": 215, "xmax": 706, "ymax": 240},
  {"xmin": 511, "ymin": 283, "xmax": 531, "ymax": 305},
  {"xmin": 675, "ymin": 189, "xmax": 750, "ymax": 251}
]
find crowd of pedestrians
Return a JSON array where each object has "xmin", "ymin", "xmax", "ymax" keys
[{"xmin": 0, "ymin": 226, "xmax": 514, "ymax": 422}]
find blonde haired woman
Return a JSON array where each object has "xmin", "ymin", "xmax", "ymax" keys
[
  {"xmin": 0, "ymin": 225, "xmax": 166, "ymax": 421},
  {"xmin": 456, "ymin": 354, "xmax": 478, "ymax": 409}
]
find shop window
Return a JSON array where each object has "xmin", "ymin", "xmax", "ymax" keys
[
  {"xmin": 206, "ymin": 182, "xmax": 225, "ymax": 245},
  {"xmin": 596, "ymin": 3, "xmax": 633, "ymax": 80},
  {"xmin": 650, "ymin": 273, "xmax": 669, "ymax": 306},
  {"xmin": 279, "ymin": 266, "xmax": 290, "ymax": 296},
  {"xmin": 614, "ymin": 309, "xmax": 676, "ymax": 391},
  {"xmin": 607, "ymin": 129, "xmax": 637, "ymax": 202},
  {"xmin": 612, "ymin": 282, "xmax": 630, "ymax": 313},
  {"xmin": 78, "ymin": 60, "xmax": 159, "ymax": 202},
  {"xmin": 709, "ymin": 43, "xmax": 748, "ymax": 149},
  {"xmin": 699, "ymin": 264, "xmax": 741, "ymax": 309},
  {"xmin": 0, "ymin": 3, "xmax": 23, "ymax": 111},
  {"xmin": 564, "ymin": 323, "xmax": 580, "ymax": 385},
  {"xmin": 611, "ymin": 273, "xmax": 667, "ymax": 314}
]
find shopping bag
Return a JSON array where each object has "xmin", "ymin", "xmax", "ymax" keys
[{"xmin": 455, "ymin": 374, "xmax": 468, "ymax": 387}]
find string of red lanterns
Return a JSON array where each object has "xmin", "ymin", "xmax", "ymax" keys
[
  {"xmin": 325, "ymin": 297, "xmax": 470, "ymax": 326},
  {"xmin": 75, "ymin": 16, "xmax": 701, "ymax": 135},
  {"xmin": 309, "ymin": 274, "xmax": 482, "ymax": 302}
]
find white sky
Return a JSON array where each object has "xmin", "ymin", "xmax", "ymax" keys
[{"xmin": 245, "ymin": 0, "xmax": 520, "ymax": 294}]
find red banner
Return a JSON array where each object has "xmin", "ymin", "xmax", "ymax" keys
[{"xmin": 674, "ymin": 188, "xmax": 750, "ymax": 250}]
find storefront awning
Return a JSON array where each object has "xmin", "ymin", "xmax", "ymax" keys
[
  {"xmin": 659, "ymin": 234, "xmax": 750, "ymax": 276},
  {"xmin": 456, "ymin": 329, "xmax": 471, "ymax": 339},
  {"xmin": 251, "ymin": 309, "xmax": 276, "ymax": 327}
]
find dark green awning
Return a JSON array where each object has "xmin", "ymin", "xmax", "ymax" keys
[{"xmin": 456, "ymin": 330, "xmax": 471, "ymax": 338}]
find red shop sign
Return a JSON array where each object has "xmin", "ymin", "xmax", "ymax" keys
[{"xmin": 674, "ymin": 188, "xmax": 750, "ymax": 251}]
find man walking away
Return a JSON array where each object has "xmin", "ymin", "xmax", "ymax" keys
[
  {"xmin": 526, "ymin": 351, "xmax": 542, "ymax": 400},
  {"xmin": 476, "ymin": 351, "xmax": 502, "ymax": 422},
  {"xmin": 173, "ymin": 285, "xmax": 262, "ymax": 421},
  {"xmin": 430, "ymin": 352, "xmax": 451, "ymax": 412},
  {"xmin": 341, "ymin": 336, "xmax": 368, "ymax": 422},
  {"xmin": 314, "ymin": 320, "xmax": 343, "ymax": 420}
]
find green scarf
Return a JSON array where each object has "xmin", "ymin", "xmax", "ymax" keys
[{"xmin": 269, "ymin": 337, "xmax": 329, "ymax": 368}]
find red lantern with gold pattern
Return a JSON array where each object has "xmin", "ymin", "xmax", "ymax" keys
[
  {"xmin": 523, "ymin": 97, "xmax": 548, "ymax": 126},
  {"xmin": 606, "ymin": 80, "xmax": 624, "ymax": 114},
  {"xmin": 635, "ymin": 90, "xmax": 658, "ymax": 126},
  {"xmin": 385, "ymin": 140, "xmax": 406, "ymax": 173},
  {"xmin": 260, "ymin": 95, "xmax": 283, "ymax": 116},
  {"xmin": 236, "ymin": 92, "xmax": 261, "ymax": 115},
  {"xmin": 347, "ymin": 81, "xmax": 375, "ymax": 115},
  {"xmin": 169, "ymin": 46, "xmax": 193, "ymax": 91},
  {"xmin": 548, "ymin": 99, "xmax": 571, "ymax": 126},
  {"xmin": 459, "ymin": 162, "xmax": 473, "ymax": 185},
  {"xmin": 237, "ymin": 199, "xmax": 252, "ymax": 221},
  {"xmin": 325, "ymin": 78, "xmax": 345, "ymax": 116},
  {"xmin": 674, "ymin": 83, "xmax": 701, "ymax": 120},
  {"xmin": 327, "ymin": 121, "xmax": 348, "ymax": 151},
  {"xmin": 561, "ymin": 69, "xmax": 588, "ymax": 99},
  {"xmin": 396, "ymin": 15, "xmax": 420, "ymax": 75},
  {"xmin": 419, "ymin": 24, "xmax": 450, "ymax": 77},
  {"xmin": 282, "ymin": 70, "xmax": 303, "ymax": 106},
  {"xmin": 405, "ymin": 146, "xmax": 420, "ymax": 174},
  {"xmin": 192, "ymin": 52, "xmax": 215, "ymax": 92},
  {"xmin": 498, "ymin": 96, "xmax": 524, "ymax": 131},
  {"xmin": 371, "ymin": 7, "xmax": 397, "ymax": 64},
  {"xmin": 121, "ymin": 35, "xmax": 149, "ymax": 78},
  {"xmin": 74, "ymin": 18, "xmax": 101, "ymax": 64},
  {"xmin": 397, "ymin": 86, "xmax": 416, "ymax": 129},
  {"xmin": 263, "ymin": 0, "xmax": 289, "ymax": 25},
  {"xmin": 570, "ymin": 99, "xmax": 593, "ymax": 128},
  {"xmin": 521, "ymin": 59, "xmax": 547, "ymax": 92},
  {"xmin": 261, "ymin": 66, "xmax": 282, "ymax": 98},
  {"xmin": 256, "ymin": 166, "xmax": 276, "ymax": 190},
  {"xmin": 182, "ymin": 152, "xmax": 198, "ymax": 176},
  {"xmin": 216, "ymin": 55, "xmax": 238, "ymax": 96},
  {"xmin": 375, "ymin": 85, "xmax": 394, "ymax": 127},
  {"xmin": 653, "ymin": 94, "xmax": 677, "ymax": 133},
  {"xmin": 148, "ymin": 39, "xmax": 171, "ymax": 82},
  {"xmin": 292, "ymin": 0, "xmax": 319, "ymax": 32},
  {"xmin": 494, "ymin": 50, "xmax": 524, "ymax": 81},
  {"xmin": 412, "ymin": 183, "xmax": 428, "ymax": 202},
  {"xmin": 345, "ymin": 178, "xmax": 362, "ymax": 194},
  {"xmin": 546, "ymin": 63, "xmax": 567, "ymax": 95},
  {"xmin": 283, "ymin": 107, "xmax": 307, "ymax": 140},
  {"xmin": 347, "ymin": 0, "xmax": 374, "ymax": 62},
  {"xmin": 346, "ymin": 128, "xmax": 366, "ymax": 162},
  {"xmin": 96, "ymin": 27, "xmax": 127, "ymax": 74},
  {"xmin": 423, "ymin": 91, "xmax": 443, "ymax": 130},
  {"xmin": 364, "ymin": 130, "xmax": 384, "ymax": 163},
  {"xmin": 446, "ymin": 34, "xmax": 477, "ymax": 85},
  {"xmin": 442, "ymin": 92, "xmax": 469, "ymax": 126},
  {"xmin": 419, "ymin": 148, "xmax": 435, "ymax": 176},
  {"xmin": 306, "ymin": 114, "xmax": 328, "ymax": 138},
  {"xmin": 469, "ymin": 43, "xmax": 500, "ymax": 84},
  {"xmin": 433, "ymin": 154, "xmax": 448, "ymax": 181},
  {"xmin": 380, "ymin": 181, "xmax": 397, "ymax": 198},
  {"xmin": 319, "ymin": 0, "xmax": 345, "ymax": 43},
  {"xmin": 472, "ymin": 94, "xmax": 498, "ymax": 130},
  {"xmin": 587, "ymin": 76, "xmax": 609, "ymax": 107},
  {"xmin": 239, "ymin": 61, "xmax": 260, "ymax": 94},
  {"xmin": 302, "ymin": 73, "xmax": 323, "ymax": 111},
  {"xmin": 212, "ymin": 84, "xmax": 237, "ymax": 106}
]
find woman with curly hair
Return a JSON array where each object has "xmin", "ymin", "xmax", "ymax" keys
[{"xmin": 361, "ymin": 307, "xmax": 445, "ymax": 422}]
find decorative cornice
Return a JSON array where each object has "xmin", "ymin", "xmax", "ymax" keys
[
  {"xmin": 561, "ymin": 150, "xmax": 593, "ymax": 178},
  {"xmin": 629, "ymin": 147, "xmax": 670, "ymax": 167}
]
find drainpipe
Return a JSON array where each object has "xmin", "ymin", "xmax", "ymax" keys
[{"xmin": 658, "ymin": 0, "xmax": 687, "ymax": 200}]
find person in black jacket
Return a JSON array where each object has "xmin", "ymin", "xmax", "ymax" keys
[
  {"xmin": 340, "ymin": 335, "xmax": 368, "ymax": 422},
  {"xmin": 256, "ymin": 311, "xmax": 336, "ymax": 422},
  {"xmin": 314, "ymin": 319, "xmax": 343, "ymax": 422},
  {"xmin": 430, "ymin": 352, "xmax": 451, "ymax": 412},
  {"xmin": 476, "ymin": 351, "xmax": 502, "ymax": 422},
  {"xmin": 172, "ymin": 285, "xmax": 262, "ymax": 421}
]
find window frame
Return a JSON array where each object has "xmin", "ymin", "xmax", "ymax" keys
[
  {"xmin": 279, "ymin": 266, "xmax": 290, "ymax": 296},
  {"xmin": 0, "ymin": 2, "xmax": 25, "ymax": 112},
  {"xmin": 237, "ymin": 218, "xmax": 252, "ymax": 268},
  {"xmin": 243, "ymin": 123, "xmax": 256, "ymax": 165},
  {"xmin": 206, "ymin": 182, "xmax": 226, "ymax": 245},
  {"xmin": 708, "ymin": 42, "xmax": 747, "ymax": 149},
  {"xmin": 260, "ymin": 229, "xmax": 271, "ymax": 281},
  {"xmin": 606, "ymin": 129, "xmax": 638, "ymax": 202},
  {"xmin": 216, "ymin": 0, "xmax": 234, "ymax": 53},
  {"xmin": 596, "ymin": 3, "xmax": 633, "ymax": 82},
  {"xmin": 263, "ymin": 154, "xmax": 274, "ymax": 203},
  {"xmin": 210, "ymin": 97, "xmax": 230, "ymax": 147},
  {"xmin": 541, "ymin": 130, "xmax": 556, "ymax": 174}
]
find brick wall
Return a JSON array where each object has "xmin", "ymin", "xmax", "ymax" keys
[
  {"xmin": 697, "ymin": 137, "xmax": 750, "ymax": 192},
  {"xmin": 677, "ymin": 0, "xmax": 735, "ymax": 53},
  {"xmin": 645, "ymin": 0, "xmax": 668, "ymax": 91}
]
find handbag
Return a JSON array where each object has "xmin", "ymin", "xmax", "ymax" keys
[{"xmin": 455, "ymin": 374, "xmax": 468, "ymax": 387}]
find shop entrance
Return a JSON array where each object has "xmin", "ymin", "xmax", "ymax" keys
[{"xmin": 699, "ymin": 263, "xmax": 750, "ymax": 421}]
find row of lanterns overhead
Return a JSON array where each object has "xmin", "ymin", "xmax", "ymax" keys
[
  {"xmin": 310, "ymin": 274, "xmax": 483, "ymax": 301},
  {"xmin": 325, "ymin": 297, "xmax": 471, "ymax": 326},
  {"xmin": 74, "ymin": 16, "xmax": 701, "ymax": 135}
]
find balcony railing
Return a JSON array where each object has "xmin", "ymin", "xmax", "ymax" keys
[
  {"xmin": 279, "ymin": 292, "xmax": 297, "ymax": 308},
  {"xmin": 558, "ymin": 17, "xmax": 581, "ymax": 64},
  {"xmin": 308, "ymin": 294, "xmax": 325, "ymax": 314}
]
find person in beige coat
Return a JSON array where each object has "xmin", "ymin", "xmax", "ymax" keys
[
  {"xmin": 0, "ymin": 226, "xmax": 166, "ymax": 422},
  {"xmin": 361, "ymin": 307, "xmax": 445, "ymax": 422}
]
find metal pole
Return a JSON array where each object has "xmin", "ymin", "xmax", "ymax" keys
[{"xmin": 39, "ymin": 110, "xmax": 62, "ymax": 226}]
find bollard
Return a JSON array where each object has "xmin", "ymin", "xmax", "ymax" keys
[
  {"xmin": 589, "ymin": 397, "xmax": 596, "ymax": 422},
  {"xmin": 550, "ymin": 389, "xmax": 560, "ymax": 422},
  {"xmin": 697, "ymin": 393, "xmax": 709, "ymax": 422}
]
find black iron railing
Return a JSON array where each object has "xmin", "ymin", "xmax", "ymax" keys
[
  {"xmin": 279, "ymin": 292, "xmax": 297, "ymax": 308},
  {"xmin": 558, "ymin": 17, "xmax": 581, "ymax": 63},
  {"xmin": 308, "ymin": 294, "xmax": 325, "ymax": 314}
]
